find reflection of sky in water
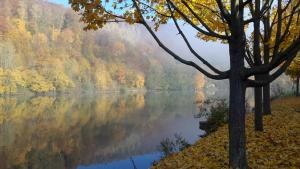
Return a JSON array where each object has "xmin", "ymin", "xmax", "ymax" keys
[{"xmin": 78, "ymin": 153, "xmax": 161, "ymax": 169}]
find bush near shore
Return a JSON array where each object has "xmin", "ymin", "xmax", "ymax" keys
[{"xmin": 152, "ymin": 97, "xmax": 300, "ymax": 169}]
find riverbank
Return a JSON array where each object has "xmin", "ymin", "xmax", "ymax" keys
[
  {"xmin": 152, "ymin": 97, "xmax": 300, "ymax": 168},
  {"xmin": 0, "ymin": 88, "xmax": 201, "ymax": 98}
]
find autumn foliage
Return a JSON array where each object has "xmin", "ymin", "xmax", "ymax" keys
[
  {"xmin": 0, "ymin": 0, "xmax": 203, "ymax": 95},
  {"xmin": 152, "ymin": 97, "xmax": 300, "ymax": 168}
]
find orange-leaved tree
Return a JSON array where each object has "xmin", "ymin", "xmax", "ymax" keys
[
  {"xmin": 245, "ymin": 0, "xmax": 300, "ymax": 131},
  {"xmin": 286, "ymin": 55, "xmax": 300, "ymax": 96},
  {"xmin": 69, "ymin": 0, "xmax": 300, "ymax": 168}
]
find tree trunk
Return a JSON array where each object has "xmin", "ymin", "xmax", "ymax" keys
[
  {"xmin": 254, "ymin": 77, "xmax": 263, "ymax": 131},
  {"xmin": 262, "ymin": 10, "xmax": 272, "ymax": 115},
  {"xmin": 228, "ymin": 39, "xmax": 247, "ymax": 168},
  {"xmin": 229, "ymin": 76, "xmax": 247, "ymax": 169},
  {"xmin": 296, "ymin": 77, "xmax": 299, "ymax": 96},
  {"xmin": 228, "ymin": 8, "xmax": 248, "ymax": 166},
  {"xmin": 254, "ymin": 74, "xmax": 263, "ymax": 131},
  {"xmin": 263, "ymin": 83, "xmax": 272, "ymax": 115}
]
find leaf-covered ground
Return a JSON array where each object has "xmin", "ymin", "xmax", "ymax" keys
[{"xmin": 152, "ymin": 97, "xmax": 300, "ymax": 169}]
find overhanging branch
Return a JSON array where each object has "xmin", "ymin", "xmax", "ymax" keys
[
  {"xmin": 167, "ymin": 1, "xmax": 228, "ymax": 76},
  {"xmin": 181, "ymin": 0, "xmax": 229, "ymax": 40},
  {"xmin": 167, "ymin": 0, "xmax": 229, "ymax": 40},
  {"xmin": 132, "ymin": 0, "xmax": 228, "ymax": 80},
  {"xmin": 246, "ymin": 53, "xmax": 296, "ymax": 87},
  {"xmin": 244, "ymin": 36, "xmax": 300, "ymax": 77}
]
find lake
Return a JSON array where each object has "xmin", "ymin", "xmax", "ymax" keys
[{"xmin": 0, "ymin": 91, "xmax": 205, "ymax": 169}]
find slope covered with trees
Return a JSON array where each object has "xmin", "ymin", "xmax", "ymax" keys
[{"xmin": 0, "ymin": 0, "xmax": 202, "ymax": 95}]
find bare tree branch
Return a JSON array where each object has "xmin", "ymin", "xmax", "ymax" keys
[
  {"xmin": 246, "ymin": 53, "xmax": 296, "ymax": 87},
  {"xmin": 167, "ymin": 0, "xmax": 229, "ymax": 40},
  {"xmin": 278, "ymin": 1, "xmax": 300, "ymax": 45},
  {"xmin": 138, "ymin": 1, "xmax": 171, "ymax": 18},
  {"xmin": 244, "ymin": 0, "xmax": 274, "ymax": 25},
  {"xmin": 166, "ymin": 1, "xmax": 229, "ymax": 76},
  {"xmin": 253, "ymin": 0, "xmax": 262, "ymax": 65},
  {"xmin": 131, "ymin": 0, "xmax": 229, "ymax": 80},
  {"xmin": 215, "ymin": 0, "xmax": 231, "ymax": 22},
  {"xmin": 273, "ymin": 0, "xmax": 283, "ymax": 57},
  {"xmin": 181, "ymin": 0, "xmax": 229, "ymax": 39},
  {"xmin": 244, "ymin": 36, "xmax": 300, "ymax": 77},
  {"xmin": 245, "ymin": 49, "xmax": 255, "ymax": 67}
]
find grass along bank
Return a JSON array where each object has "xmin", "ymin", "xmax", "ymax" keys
[{"xmin": 152, "ymin": 97, "xmax": 300, "ymax": 169}]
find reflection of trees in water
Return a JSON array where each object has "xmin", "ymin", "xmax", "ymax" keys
[{"xmin": 0, "ymin": 91, "xmax": 201, "ymax": 169}]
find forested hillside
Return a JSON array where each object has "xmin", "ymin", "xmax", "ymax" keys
[{"xmin": 0, "ymin": 0, "xmax": 203, "ymax": 95}]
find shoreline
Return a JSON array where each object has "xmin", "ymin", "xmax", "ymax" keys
[
  {"xmin": 0, "ymin": 88, "xmax": 200, "ymax": 98},
  {"xmin": 152, "ymin": 97, "xmax": 300, "ymax": 168}
]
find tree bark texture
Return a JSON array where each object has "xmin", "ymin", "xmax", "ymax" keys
[
  {"xmin": 263, "ymin": 83, "xmax": 272, "ymax": 115},
  {"xmin": 254, "ymin": 78, "xmax": 263, "ymax": 131}
]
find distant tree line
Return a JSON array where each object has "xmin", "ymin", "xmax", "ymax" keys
[{"xmin": 0, "ymin": 0, "xmax": 204, "ymax": 95}]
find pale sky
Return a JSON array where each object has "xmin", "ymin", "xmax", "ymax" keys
[{"xmin": 48, "ymin": 0, "xmax": 68, "ymax": 6}]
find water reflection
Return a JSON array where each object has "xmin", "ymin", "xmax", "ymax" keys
[{"xmin": 0, "ymin": 92, "xmax": 202, "ymax": 169}]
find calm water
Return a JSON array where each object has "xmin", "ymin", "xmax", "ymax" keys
[{"xmin": 0, "ymin": 91, "xmax": 204, "ymax": 169}]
